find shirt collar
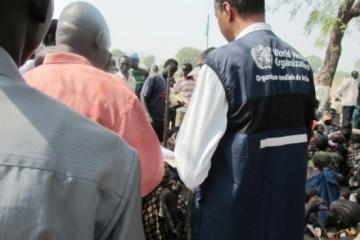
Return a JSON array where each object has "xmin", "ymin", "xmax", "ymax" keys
[
  {"xmin": 235, "ymin": 22, "xmax": 272, "ymax": 40},
  {"xmin": 0, "ymin": 47, "xmax": 23, "ymax": 81},
  {"xmin": 43, "ymin": 52, "xmax": 93, "ymax": 66}
]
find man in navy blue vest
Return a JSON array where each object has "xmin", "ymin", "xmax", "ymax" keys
[{"xmin": 175, "ymin": 0, "xmax": 316, "ymax": 239}]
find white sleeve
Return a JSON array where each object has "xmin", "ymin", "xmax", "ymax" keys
[
  {"xmin": 174, "ymin": 65, "xmax": 228, "ymax": 190},
  {"xmin": 337, "ymin": 78, "xmax": 349, "ymax": 96}
]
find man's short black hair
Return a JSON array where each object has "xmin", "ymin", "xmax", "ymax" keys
[
  {"xmin": 330, "ymin": 132, "xmax": 346, "ymax": 145},
  {"xmin": 305, "ymin": 188, "xmax": 320, "ymax": 203},
  {"xmin": 118, "ymin": 54, "xmax": 129, "ymax": 63},
  {"xmin": 164, "ymin": 58, "xmax": 178, "ymax": 69},
  {"xmin": 215, "ymin": 0, "xmax": 265, "ymax": 16},
  {"xmin": 351, "ymin": 71, "xmax": 359, "ymax": 79},
  {"xmin": 316, "ymin": 135, "xmax": 329, "ymax": 151},
  {"xmin": 313, "ymin": 152, "xmax": 331, "ymax": 171},
  {"xmin": 183, "ymin": 63, "xmax": 193, "ymax": 71}
]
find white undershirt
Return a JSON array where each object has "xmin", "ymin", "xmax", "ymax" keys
[{"xmin": 174, "ymin": 23, "xmax": 273, "ymax": 190}]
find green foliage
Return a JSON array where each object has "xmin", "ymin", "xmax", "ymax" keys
[
  {"xmin": 142, "ymin": 54, "xmax": 156, "ymax": 69},
  {"xmin": 111, "ymin": 49, "xmax": 126, "ymax": 60},
  {"xmin": 176, "ymin": 47, "xmax": 202, "ymax": 67},
  {"xmin": 306, "ymin": 55, "xmax": 323, "ymax": 73}
]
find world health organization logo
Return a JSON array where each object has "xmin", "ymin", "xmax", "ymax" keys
[{"xmin": 251, "ymin": 45, "xmax": 273, "ymax": 70}]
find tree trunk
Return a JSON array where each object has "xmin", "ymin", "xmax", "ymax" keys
[{"xmin": 316, "ymin": 0, "xmax": 355, "ymax": 112}]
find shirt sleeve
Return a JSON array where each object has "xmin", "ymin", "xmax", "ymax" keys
[
  {"xmin": 140, "ymin": 76, "xmax": 153, "ymax": 97},
  {"xmin": 106, "ymin": 155, "xmax": 146, "ymax": 240},
  {"xmin": 175, "ymin": 65, "xmax": 228, "ymax": 190},
  {"xmin": 118, "ymin": 99, "xmax": 164, "ymax": 197},
  {"xmin": 106, "ymin": 84, "xmax": 164, "ymax": 197},
  {"xmin": 337, "ymin": 78, "xmax": 349, "ymax": 96}
]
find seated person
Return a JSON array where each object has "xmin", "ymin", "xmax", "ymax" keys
[
  {"xmin": 308, "ymin": 124, "xmax": 326, "ymax": 158},
  {"xmin": 306, "ymin": 153, "xmax": 341, "ymax": 211},
  {"xmin": 328, "ymin": 199, "xmax": 360, "ymax": 229},
  {"xmin": 304, "ymin": 189, "xmax": 328, "ymax": 238},
  {"xmin": 328, "ymin": 132, "xmax": 349, "ymax": 177},
  {"xmin": 315, "ymin": 135, "xmax": 330, "ymax": 152},
  {"xmin": 315, "ymin": 123, "xmax": 326, "ymax": 137},
  {"xmin": 319, "ymin": 111, "xmax": 340, "ymax": 135},
  {"xmin": 347, "ymin": 134, "xmax": 360, "ymax": 189}
]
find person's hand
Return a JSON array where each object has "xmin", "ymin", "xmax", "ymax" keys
[
  {"xmin": 167, "ymin": 132, "xmax": 178, "ymax": 151},
  {"xmin": 177, "ymin": 101, "xmax": 185, "ymax": 107}
]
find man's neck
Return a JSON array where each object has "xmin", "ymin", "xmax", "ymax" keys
[
  {"xmin": 232, "ymin": 14, "xmax": 266, "ymax": 40},
  {"xmin": 55, "ymin": 44, "xmax": 88, "ymax": 60}
]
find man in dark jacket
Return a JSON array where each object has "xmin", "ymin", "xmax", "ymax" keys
[{"xmin": 175, "ymin": 0, "xmax": 316, "ymax": 239}]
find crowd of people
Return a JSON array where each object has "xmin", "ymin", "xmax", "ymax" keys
[
  {"xmin": 305, "ymin": 71, "xmax": 360, "ymax": 239},
  {"xmin": 1, "ymin": 0, "xmax": 360, "ymax": 239}
]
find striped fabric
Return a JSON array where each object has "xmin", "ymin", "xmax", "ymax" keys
[{"xmin": 0, "ymin": 48, "xmax": 145, "ymax": 240}]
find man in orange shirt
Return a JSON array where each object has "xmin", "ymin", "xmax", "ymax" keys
[{"xmin": 24, "ymin": 2, "xmax": 164, "ymax": 197}]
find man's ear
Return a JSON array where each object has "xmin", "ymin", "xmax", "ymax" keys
[
  {"xmin": 30, "ymin": 0, "xmax": 51, "ymax": 23},
  {"xmin": 222, "ymin": 2, "xmax": 234, "ymax": 22},
  {"xmin": 95, "ymin": 32, "xmax": 105, "ymax": 50},
  {"xmin": 95, "ymin": 31, "xmax": 111, "ymax": 50}
]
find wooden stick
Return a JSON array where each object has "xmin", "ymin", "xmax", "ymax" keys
[{"xmin": 163, "ymin": 69, "xmax": 171, "ymax": 147}]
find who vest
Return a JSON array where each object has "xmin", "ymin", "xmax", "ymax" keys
[{"xmin": 192, "ymin": 30, "xmax": 316, "ymax": 240}]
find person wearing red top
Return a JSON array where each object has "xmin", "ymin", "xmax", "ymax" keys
[{"xmin": 24, "ymin": 2, "xmax": 164, "ymax": 197}]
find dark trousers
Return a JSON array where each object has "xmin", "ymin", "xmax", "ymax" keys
[
  {"xmin": 152, "ymin": 120, "xmax": 164, "ymax": 143},
  {"xmin": 342, "ymin": 106, "xmax": 355, "ymax": 127}
]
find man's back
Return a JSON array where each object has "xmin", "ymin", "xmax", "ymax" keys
[
  {"xmin": 338, "ymin": 77, "xmax": 359, "ymax": 107},
  {"xmin": 0, "ymin": 49, "xmax": 144, "ymax": 239},
  {"xmin": 141, "ymin": 74, "xmax": 166, "ymax": 122},
  {"xmin": 25, "ymin": 52, "xmax": 164, "ymax": 197},
  {"xmin": 194, "ymin": 29, "xmax": 315, "ymax": 240}
]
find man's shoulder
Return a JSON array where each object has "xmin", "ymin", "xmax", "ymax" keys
[
  {"xmin": 207, "ymin": 32, "xmax": 310, "ymax": 72},
  {"xmin": 0, "ymin": 80, "xmax": 138, "ymax": 195},
  {"xmin": 207, "ymin": 43, "xmax": 234, "ymax": 60},
  {"xmin": 146, "ymin": 74, "xmax": 163, "ymax": 82},
  {"xmin": 25, "ymin": 63, "xmax": 138, "ymax": 112}
]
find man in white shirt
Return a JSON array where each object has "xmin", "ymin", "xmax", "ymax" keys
[
  {"xmin": 337, "ymin": 71, "xmax": 359, "ymax": 128},
  {"xmin": 175, "ymin": 0, "xmax": 316, "ymax": 239}
]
